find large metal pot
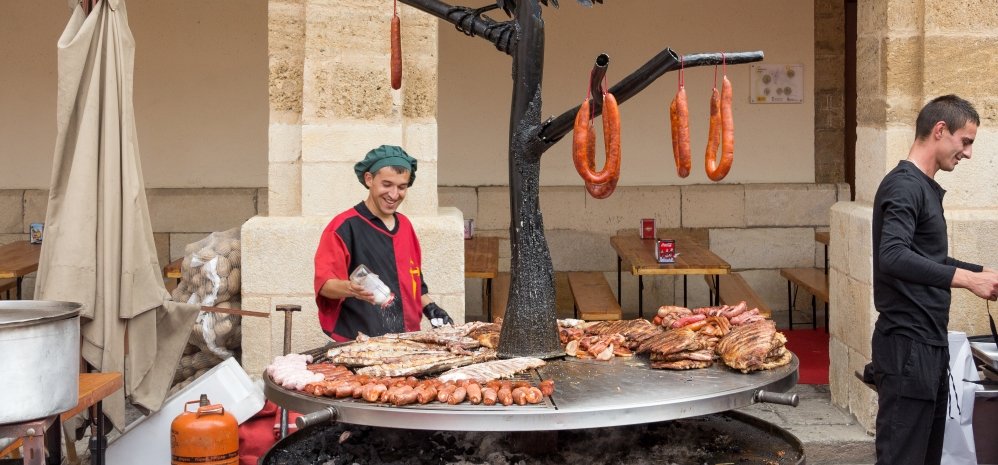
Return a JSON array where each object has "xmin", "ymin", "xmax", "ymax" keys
[{"xmin": 0, "ymin": 300, "xmax": 81, "ymax": 424}]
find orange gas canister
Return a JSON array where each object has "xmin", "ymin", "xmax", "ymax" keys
[{"xmin": 171, "ymin": 394, "xmax": 239, "ymax": 465}]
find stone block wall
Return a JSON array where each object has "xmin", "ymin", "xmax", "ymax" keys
[
  {"xmin": 814, "ymin": 0, "xmax": 847, "ymax": 184},
  {"xmin": 0, "ymin": 188, "xmax": 266, "ymax": 299},
  {"xmin": 831, "ymin": 0, "xmax": 998, "ymax": 434},
  {"xmin": 443, "ymin": 182, "xmax": 850, "ymax": 324}
]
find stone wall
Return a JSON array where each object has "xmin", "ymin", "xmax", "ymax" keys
[
  {"xmin": 240, "ymin": 0, "xmax": 465, "ymax": 376},
  {"xmin": 814, "ymin": 0, "xmax": 846, "ymax": 184},
  {"xmin": 443, "ymin": 182, "xmax": 850, "ymax": 323},
  {"xmin": 830, "ymin": 0, "xmax": 998, "ymax": 433},
  {"xmin": 0, "ymin": 188, "xmax": 266, "ymax": 299}
]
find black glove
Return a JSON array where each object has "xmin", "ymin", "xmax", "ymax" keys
[{"xmin": 422, "ymin": 302, "xmax": 454, "ymax": 328}]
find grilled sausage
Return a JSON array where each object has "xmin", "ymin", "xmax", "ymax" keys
[
  {"xmin": 511, "ymin": 387, "xmax": 529, "ymax": 405},
  {"xmin": 497, "ymin": 386, "xmax": 513, "ymax": 406},
  {"xmin": 525, "ymin": 387, "xmax": 544, "ymax": 404},
  {"xmin": 538, "ymin": 379, "xmax": 555, "ymax": 397},
  {"xmin": 466, "ymin": 382, "xmax": 483, "ymax": 405},
  {"xmin": 448, "ymin": 386, "xmax": 467, "ymax": 405},
  {"xmin": 482, "ymin": 387, "xmax": 498, "ymax": 406},
  {"xmin": 391, "ymin": 13, "xmax": 402, "ymax": 90},
  {"xmin": 670, "ymin": 86, "xmax": 692, "ymax": 178}
]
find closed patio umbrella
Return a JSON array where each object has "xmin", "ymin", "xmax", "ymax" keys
[{"xmin": 35, "ymin": 0, "xmax": 199, "ymax": 430}]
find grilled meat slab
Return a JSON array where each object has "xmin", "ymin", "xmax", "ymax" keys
[{"xmin": 715, "ymin": 320, "xmax": 791, "ymax": 373}]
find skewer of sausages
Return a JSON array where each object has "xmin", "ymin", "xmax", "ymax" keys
[{"xmin": 390, "ymin": 1, "xmax": 402, "ymax": 90}]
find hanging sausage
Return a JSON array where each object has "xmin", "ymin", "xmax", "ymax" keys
[
  {"xmin": 572, "ymin": 70, "xmax": 622, "ymax": 199},
  {"xmin": 390, "ymin": 0, "xmax": 402, "ymax": 90},
  {"xmin": 670, "ymin": 56, "xmax": 691, "ymax": 178},
  {"xmin": 705, "ymin": 54, "xmax": 734, "ymax": 181}
]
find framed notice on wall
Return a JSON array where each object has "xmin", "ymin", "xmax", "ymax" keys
[{"xmin": 750, "ymin": 64, "xmax": 804, "ymax": 104}]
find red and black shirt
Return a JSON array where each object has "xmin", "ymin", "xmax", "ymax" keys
[{"xmin": 314, "ymin": 202, "xmax": 427, "ymax": 341}]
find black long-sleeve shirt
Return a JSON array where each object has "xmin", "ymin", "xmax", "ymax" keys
[{"xmin": 872, "ymin": 160, "xmax": 982, "ymax": 346}]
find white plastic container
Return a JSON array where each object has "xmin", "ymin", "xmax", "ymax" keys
[
  {"xmin": 349, "ymin": 264, "xmax": 395, "ymax": 306},
  {"xmin": 106, "ymin": 358, "xmax": 265, "ymax": 464}
]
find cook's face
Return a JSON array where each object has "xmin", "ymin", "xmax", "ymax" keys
[
  {"xmin": 937, "ymin": 121, "xmax": 977, "ymax": 172},
  {"xmin": 365, "ymin": 167, "xmax": 411, "ymax": 217}
]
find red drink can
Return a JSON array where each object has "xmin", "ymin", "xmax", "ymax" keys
[
  {"xmin": 656, "ymin": 239, "xmax": 675, "ymax": 263},
  {"xmin": 640, "ymin": 218, "xmax": 656, "ymax": 239}
]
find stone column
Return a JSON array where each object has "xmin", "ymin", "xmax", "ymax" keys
[
  {"xmin": 239, "ymin": 0, "xmax": 465, "ymax": 375},
  {"xmin": 829, "ymin": 0, "xmax": 998, "ymax": 431}
]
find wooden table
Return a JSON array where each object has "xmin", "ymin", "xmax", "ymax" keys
[
  {"xmin": 0, "ymin": 241, "xmax": 42, "ymax": 300},
  {"xmin": 164, "ymin": 257, "xmax": 182, "ymax": 279},
  {"xmin": 815, "ymin": 230, "xmax": 830, "ymax": 274},
  {"xmin": 0, "ymin": 372, "xmax": 122, "ymax": 465},
  {"xmin": 464, "ymin": 237, "xmax": 499, "ymax": 321},
  {"xmin": 610, "ymin": 233, "xmax": 731, "ymax": 317}
]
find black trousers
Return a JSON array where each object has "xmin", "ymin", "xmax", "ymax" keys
[{"xmin": 871, "ymin": 330, "xmax": 949, "ymax": 465}]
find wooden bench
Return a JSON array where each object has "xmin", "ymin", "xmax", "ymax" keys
[
  {"xmin": 567, "ymin": 272, "xmax": 622, "ymax": 321},
  {"xmin": 0, "ymin": 278, "xmax": 15, "ymax": 299},
  {"xmin": 703, "ymin": 273, "xmax": 772, "ymax": 318},
  {"xmin": 779, "ymin": 267, "xmax": 829, "ymax": 330}
]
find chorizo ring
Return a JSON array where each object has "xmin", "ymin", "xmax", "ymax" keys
[{"xmin": 572, "ymin": 95, "xmax": 621, "ymax": 185}]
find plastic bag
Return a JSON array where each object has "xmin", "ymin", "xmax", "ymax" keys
[
  {"xmin": 171, "ymin": 227, "xmax": 241, "ymax": 307},
  {"xmin": 942, "ymin": 331, "xmax": 982, "ymax": 464}
]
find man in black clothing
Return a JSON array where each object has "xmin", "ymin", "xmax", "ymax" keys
[{"xmin": 871, "ymin": 94, "xmax": 998, "ymax": 464}]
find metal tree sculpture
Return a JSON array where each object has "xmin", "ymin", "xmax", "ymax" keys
[{"xmin": 399, "ymin": 0, "xmax": 763, "ymax": 358}]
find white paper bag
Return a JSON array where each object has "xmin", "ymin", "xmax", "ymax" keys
[{"xmin": 942, "ymin": 331, "xmax": 983, "ymax": 464}]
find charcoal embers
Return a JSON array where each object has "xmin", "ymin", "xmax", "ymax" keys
[{"xmin": 263, "ymin": 414, "xmax": 800, "ymax": 465}]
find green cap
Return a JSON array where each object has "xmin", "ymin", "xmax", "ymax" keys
[{"xmin": 354, "ymin": 145, "xmax": 417, "ymax": 188}]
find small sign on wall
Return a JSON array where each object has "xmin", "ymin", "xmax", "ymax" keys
[{"xmin": 750, "ymin": 64, "xmax": 804, "ymax": 104}]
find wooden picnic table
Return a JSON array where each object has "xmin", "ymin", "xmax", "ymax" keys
[
  {"xmin": 464, "ymin": 236, "xmax": 499, "ymax": 321},
  {"xmin": 610, "ymin": 231, "xmax": 731, "ymax": 317},
  {"xmin": 0, "ymin": 241, "xmax": 42, "ymax": 300}
]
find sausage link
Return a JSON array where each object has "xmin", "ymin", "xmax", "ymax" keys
[
  {"xmin": 538, "ymin": 379, "xmax": 555, "ymax": 397},
  {"xmin": 482, "ymin": 387, "xmax": 498, "ymax": 406},
  {"xmin": 525, "ymin": 387, "xmax": 544, "ymax": 404},
  {"xmin": 466, "ymin": 382, "xmax": 483, "ymax": 405},
  {"xmin": 390, "ymin": 14, "xmax": 402, "ymax": 90},
  {"xmin": 574, "ymin": 95, "xmax": 622, "ymax": 198},
  {"xmin": 511, "ymin": 387, "xmax": 529, "ymax": 406},
  {"xmin": 497, "ymin": 386, "xmax": 513, "ymax": 406},
  {"xmin": 448, "ymin": 386, "xmax": 468, "ymax": 405},
  {"xmin": 670, "ymin": 86, "xmax": 692, "ymax": 178},
  {"xmin": 704, "ymin": 87, "xmax": 723, "ymax": 180},
  {"xmin": 572, "ymin": 99, "xmax": 596, "ymax": 181},
  {"xmin": 710, "ymin": 75, "xmax": 735, "ymax": 181}
]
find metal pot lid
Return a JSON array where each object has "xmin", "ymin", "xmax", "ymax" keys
[{"xmin": 0, "ymin": 300, "xmax": 82, "ymax": 329}]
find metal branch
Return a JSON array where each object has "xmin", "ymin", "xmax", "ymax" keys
[
  {"xmin": 400, "ymin": 0, "xmax": 518, "ymax": 54},
  {"xmin": 538, "ymin": 49, "xmax": 765, "ymax": 146}
]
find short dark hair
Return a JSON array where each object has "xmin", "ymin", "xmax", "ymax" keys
[{"xmin": 914, "ymin": 94, "xmax": 980, "ymax": 140}]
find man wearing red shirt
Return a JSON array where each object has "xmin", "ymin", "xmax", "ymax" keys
[{"xmin": 313, "ymin": 145, "xmax": 452, "ymax": 341}]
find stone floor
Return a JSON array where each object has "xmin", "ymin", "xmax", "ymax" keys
[{"xmin": 737, "ymin": 384, "xmax": 875, "ymax": 465}]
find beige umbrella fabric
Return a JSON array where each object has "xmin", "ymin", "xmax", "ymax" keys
[{"xmin": 35, "ymin": 0, "xmax": 199, "ymax": 430}]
